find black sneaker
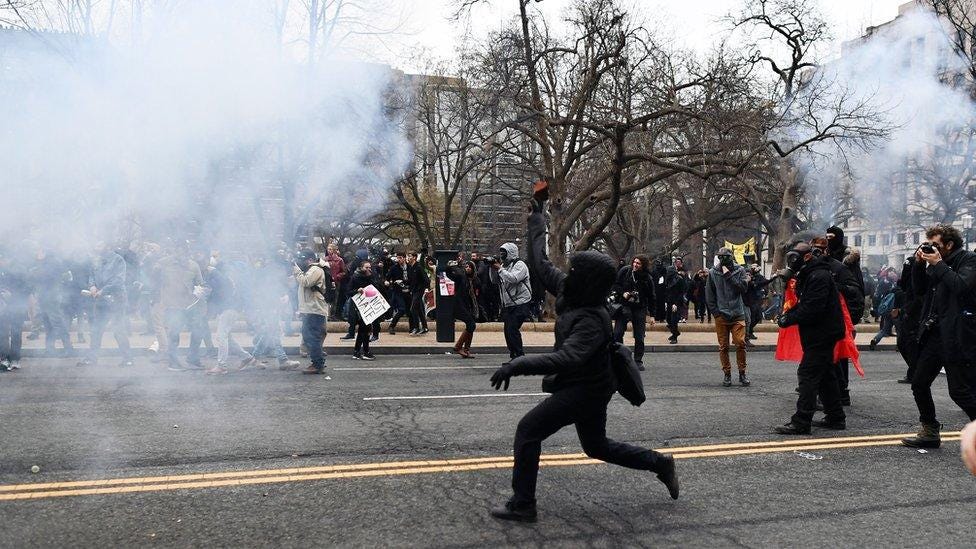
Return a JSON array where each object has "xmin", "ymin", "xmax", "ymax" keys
[
  {"xmin": 362, "ymin": 353, "xmax": 376, "ymax": 361},
  {"xmin": 774, "ymin": 421, "xmax": 811, "ymax": 435},
  {"xmin": 668, "ymin": 337, "xmax": 677, "ymax": 344},
  {"xmin": 722, "ymin": 373, "xmax": 732, "ymax": 387},
  {"xmin": 420, "ymin": 328, "xmax": 429, "ymax": 334},
  {"xmin": 897, "ymin": 376, "xmax": 912, "ymax": 384},
  {"xmin": 636, "ymin": 361, "xmax": 645, "ymax": 372},
  {"xmin": 869, "ymin": 339, "xmax": 878, "ymax": 351},
  {"xmin": 369, "ymin": 334, "xmax": 379, "ymax": 342},
  {"xmin": 656, "ymin": 455, "xmax": 680, "ymax": 500},
  {"xmin": 352, "ymin": 352, "xmax": 363, "ymax": 360},
  {"xmin": 409, "ymin": 329, "xmax": 419, "ymax": 335},
  {"xmin": 340, "ymin": 334, "xmax": 355, "ymax": 340},
  {"xmin": 739, "ymin": 373, "xmax": 750, "ymax": 387},
  {"xmin": 489, "ymin": 501, "xmax": 538, "ymax": 523},
  {"xmin": 812, "ymin": 418, "xmax": 846, "ymax": 430}
]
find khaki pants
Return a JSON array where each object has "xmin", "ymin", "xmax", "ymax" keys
[{"xmin": 715, "ymin": 315, "xmax": 747, "ymax": 374}]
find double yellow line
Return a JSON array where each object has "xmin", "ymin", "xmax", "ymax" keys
[{"xmin": 0, "ymin": 432, "xmax": 960, "ymax": 502}]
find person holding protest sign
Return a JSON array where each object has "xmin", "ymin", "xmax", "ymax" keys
[{"xmin": 348, "ymin": 261, "xmax": 378, "ymax": 361}]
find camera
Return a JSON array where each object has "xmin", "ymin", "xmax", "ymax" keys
[
  {"xmin": 485, "ymin": 255, "xmax": 499, "ymax": 265},
  {"xmin": 920, "ymin": 242, "xmax": 936, "ymax": 254}
]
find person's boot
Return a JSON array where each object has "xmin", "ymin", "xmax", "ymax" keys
[
  {"xmin": 489, "ymin": 500, "xmax": 537, "ymax": 523},
  {"xmin": 656, "ymin": 455, "xmax": 680, "ymax": 500},
  {"xmin": 812, "ymin": 417, "xmax": 846, "ymax": 430},
  {"xmin": 723, "ymin": 372, "xmax": 732, "ymax": 387},
  {"xmin": 454, "ymin": 334, "xmax": 465, "ymax": 355},
  {"xmin": 739, "ymin": 372, "xmax": 751, "ymax": 387},
  {"xmin": 461, "ymin": 331, "xmax": 475, "ymax": 358},
  {"xmin": 775, "ymin": 421, "xmax": 811, "ymax": 435},
  {"xmin": 901, "ymin": 422, "xmax": 941, "ymax": 448}
]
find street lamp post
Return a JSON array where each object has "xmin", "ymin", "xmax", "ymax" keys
[{"xmin": 963, "ymin": 214, "xmax": 973, "ymax": 251}]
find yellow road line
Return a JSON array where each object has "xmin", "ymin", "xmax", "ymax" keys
[{"xmin": 0, "ymin": 434, "xmax": 960, "ymax": 502}]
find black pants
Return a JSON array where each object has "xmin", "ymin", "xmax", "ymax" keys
[
  {"xmin": 502, "ymin": 303, "xmax": 530, "ymax": 359},
  {"xmin": 748, "ymin": 303, "xmax": 762, "ymax": 336},
  {"xmin": 666, "ymin": 305, "xmax": 681, "ymax": 341},
  {"xmin": 511, "ymin": 385, "xmax": 669, "ymax": 505},
  {"xmin": 896, "ymin": 322, "xmax": 919, "ymax": 381},
  {"xmin": 409, "ymin": 291, "xmax": 428, "ymax": 331},
  {"xmin": 792, "ymin": 339, "xmax": 845, "ymax": 427},
  {"xmin": 911, "ymin": 328, "xmax": 976, "ymax": 425},
  {"xmin": 613, "ymin": 305, "xmax": 647, "ymax": 363}
]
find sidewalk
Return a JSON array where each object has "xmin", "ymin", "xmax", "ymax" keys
[{"xmin": 19, "ymin": 322, "xmax": 897, "ymax": 356}]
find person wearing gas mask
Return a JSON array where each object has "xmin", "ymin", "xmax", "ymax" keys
[
  {"xmin": 705, "ymin": 247, "xmax": 750, "ymax": 387},
  {"xmin": 901, "ymin": 224, "xmax": 976, "ymax": 449},
  {"xmin": 825, "ymin": 226, "xmax": 865, "ymax": 406},
  {"xmin": 487, "ymin": 195, "xmax": 679, "ymax": 523},
  {"xmin": 810, "ymin": 236, "xmax": 865, "ymax": 406},
  {"xmin": 775, "ymin": 241, "xmax": 847, "ymax": 434},
  {"xmin": 611, "ymin": 255, "xmax": 653, "ymax": 369},
  {"xmin": 489, "ymin": 242, "xmax": 532, "ymax": 361}
]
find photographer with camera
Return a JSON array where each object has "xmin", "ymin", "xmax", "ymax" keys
[
  {"xmin": 901, "ymin": 225, "xmax": 976, "ymax": 448},
  {"xmin": 293, "ymin": 250, "xmax": 329, "ymax": 375},
  {"xmin": 489, "ymin": 243, "xmax": 532, "ymax": 361},
  {"xmin": 705, "ymin": 247, "xmax": 750, "ymax": 387},
  {"xmin": 611, "ymin": 255, "xmax": 653, "ymax": 369}
]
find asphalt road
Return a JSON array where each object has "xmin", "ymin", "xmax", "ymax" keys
[{"xmin": 1, "ymin": 350, "xmax": 974, "ymax": 548}]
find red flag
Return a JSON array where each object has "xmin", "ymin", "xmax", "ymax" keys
[{"xmin": 775, "ymin": 279, "xmax": 864, "ymax": 377}]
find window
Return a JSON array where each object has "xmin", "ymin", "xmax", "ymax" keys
[
  {"xmin": 913, "ymin": 232, "xmax": 921, "ymax": 245},
  {"xmin": 897, "ymin": 233, "xmax": 906, "ymax": 245},
  {"xmin": 854, "ymin": 235, "xmax": 862, "ymax": 247},
  {"xmin": 882, "ymin": 234, "xmax": 891, "ymax": 246},
  {"xmin": 868, "ymin": 234, "xmax": 876, "ymax": 246}
]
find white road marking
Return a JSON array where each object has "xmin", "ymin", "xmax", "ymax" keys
[
  {"xmin": 363, "ymin": 393, "xmax": 547, "ymax": 401},
  {"xmin": 336, "ymin": 366, "xmax": 492, "ymax": 371}
]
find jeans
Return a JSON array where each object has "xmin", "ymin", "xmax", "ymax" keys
[
  {"xmin": 0, "ymin": 310, "xmax": 26, "ymax": 362},
  {"xmin": 252, "ymin": 316, "xmax": 287, "ymax": 362},
  {"xmin": 714, "ymin": 315, "xmax": 747, "ymax": 374},
  {"xmin": 215, "ymin": 309, "xmax": 252, "ymax": 366},
  {"xmin": 793, "ymin": 340, "xmax": 845, "ymax": 427},
  {"xmin": 911, "ymin": 327, "xmax": 976, "ymax": 425},
  {"xmin": 164, "ymin": 308, "xmax": 201, "ymax": 365},
  {"xmin": 301, "ymin": 313, "xmax": 327, "ymax": 369},
  {"xmin": 613, "ymin": 305, "xmax": 647, "ymax": 362},
  {"xmin": 502, "ymin": 303, "xmax": 530, "ymax": 359},
  {"xmin": 39, "ymin": 304, "xmax": 71, "ymax": 351},
  {"xmin": 89, "ymin": 299, "xmax": 131, "ymax": 361},
  {"xmin": 511, "ymin": 385, "xmax": 669, "ymax": 505},
  {"xmin": 871, "ymin": 314, "xmax": 894, "ymax": 343}
]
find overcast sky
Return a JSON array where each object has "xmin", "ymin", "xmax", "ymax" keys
[{"xmin": 376, "ymin": 0, "xmax": 912, "ymax": 73}]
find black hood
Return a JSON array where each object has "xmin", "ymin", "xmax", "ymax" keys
[
  {"xmin": 560, "ymin": 251, "xmax": 617, "ymax": 310},
  {"xmin": 827, "ymin": 225, "xmax": 845, "ymax": 254}
]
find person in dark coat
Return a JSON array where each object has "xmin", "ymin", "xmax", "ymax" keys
[
  {"xmin": 775, "ymin": 242, "xmax": 847, "ymax": 435},
  {"xmin": 894, "ymin": 256, "xmax": 922, "ymax": 384},
  {"xmin": 346, "ymin": 261, "xmax": 377, "ymax": 360},
  {"xmin": 610, "ymin": 255, "xmax": 654, "ymax": 368},
  {"xmin": 691, "ymin": 269, "xmax": 711, "ymax": 322},
  {"xmin": 649, "ymin": 259, "xmax": 667, "ymax": 321},
  {"xmin": 825, "ymin": 226, "xmax": 865, "ymax": 404},
  {"xmin": 902, "ymin": 224, "xmax": 976, "ymax": 449},
  {"xmin": 448, "ymin": 261, "xmax": 480, "ymax": 358},
  {"xmin": 487, "ymin": 200, "xmax": 679, "ymax": 523},
  {"xmin": 0, "ymin": 249, "xmax": 31, "ymax": 370},
  {"xmin": 664, "ymin": 266, "xmax": 689, "ymax": 344}
]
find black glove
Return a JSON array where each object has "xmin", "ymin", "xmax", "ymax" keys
[
  {"xmin": 777, "ymin": 313, "xmax": 791, "ymax": 328},
  {"xmin": 490, "ymin": 363, "xmax": 516, "ymax": 391}
]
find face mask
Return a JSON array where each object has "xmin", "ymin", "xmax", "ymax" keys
[
  {"xmin": 499, "ymin": 249, "xmax": 509, "ymax": 262},
  {"xmin": 785, "ymin": 250, "xmax": 806, "ymax": 274}
]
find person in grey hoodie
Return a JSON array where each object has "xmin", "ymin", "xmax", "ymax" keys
[
  {"xmin": 490, "ymin": 242, "xmax": 532, "ymax": 360},
  {"xmin": 705, "ymin": 247, "xmax": 750, "ymax": 387}
]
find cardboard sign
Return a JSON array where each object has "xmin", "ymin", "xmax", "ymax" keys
[{"xmin": 352, "ymin": 285, "xmax": 391, "ymax": 325}]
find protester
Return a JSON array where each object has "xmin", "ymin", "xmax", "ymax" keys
[
  {"xmin": 664, "ymin": 264, "xmax": 688, "ymax": 345},
  {"xmin": 611, "ymin": 255, "xmax": 653, "ymax": 368},
  {"xmin": 28, "ymin": 247, "xmax": 73, "ymax": 356},
  {"xmin": 490, "ymin": 242, "xmax": 532, "ymax": 361},
  {"xmin": 650, "ymin": 258, "xmax": 667, "ymax": 321},
  {"xmin": 293, "ymin": 250, "xmax": 329, "ymax": 374},
  {"xmin": 775, "ymin": 242, "xmax": 847, "ymax": 434},
  {"xmin": 325, "ymin": 243, "xmax": 347, "ymax": 321},
  {"xmin": 406, "ymin": 251, "xmax": 429, "ymax": 335},
  {"xmin": 487, "ymin": 197, "xmax": 678, "ymax": 523},
  {"xmin": 869, "ymin": 268, "xmax": 898, "ymax": 350},
  {"xmin": 476, "ymin": 253, "xmax": 500, "ymax": 322},
  {"xmin": 152, "ymin": 242, "xmax": 204, "ymax": 371},
  {"xmin": 448, "ymin": 261, "xmax": 480, "ymax": 358},
  {"xmin": 902, "ymin": 224, "xmax": 976, "ymax": 448},
  {"xmin": 705, "ymin": 247, "xmax": 749, "ymax": 387},
  {"xmin": 78, "ymin": 242, "xmax": 134, "ymax": 367},
  {"xmin": 205, "ymin": 258, "xmax": 256, "ymax": 374},
  {"xmin": 691, "ymin": 269, "xmax": 711, "ymax": 323},
  {"xmin": 0, "ymin": 249, "xmax": 31, "ymax": 371},
  {"xmin": 743, "ymin": 264, "xmax": 768, "ymax": 342},
  {"xmin": 894, "ymin": 256, "xmax": 921, "ymax": 384},
  {"xmin": 385, "ymin": 252, "xmax": 411, "ymax": 334},
  {"xmin": 347, "ymin": 260, "xmax": 377, "ymax": 361}
]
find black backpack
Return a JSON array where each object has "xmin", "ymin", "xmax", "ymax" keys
[{"xmin": 609, "ymin": 341, "xmax": 646, "ymax": 406}]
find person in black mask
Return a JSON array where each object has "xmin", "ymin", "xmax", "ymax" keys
[
  {"xmin": 825, "ymin": 226, "xmax": 865, "ymax": 406},
  {"xmin": 487, "ymin": 195, "xmax": 679, "ymax": 523},
  {"xmin": 775, "ymin": 241, "xmax": 847, "ymax": 434},
  {"xmin": 611, "ymin": 255, "xmax": 653, "ymax": 369},
  {"xmin": 901, "ymin": 224, "xmax": 976, "ymax": 448}
]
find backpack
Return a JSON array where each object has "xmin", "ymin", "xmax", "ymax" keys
[
  {"xmin": 610, "ymin": 341, "xmax": 646, "ymax": 407},
  {"xmin": 877, "ymin": 292, "xmax": 896, "ymax": 317}
]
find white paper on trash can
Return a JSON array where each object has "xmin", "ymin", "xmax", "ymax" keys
[{"xmin": 352, "ymin": 285, "xmax": 391, "ymax": 325}]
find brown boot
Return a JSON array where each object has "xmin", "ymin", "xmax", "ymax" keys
[
  {"xmin": 454, "ymin": 333, "xmax": 465, "ymax": 356},
  {"xmin": 462, "ymin": 330, "xmax": 475, "ymax": 359}
]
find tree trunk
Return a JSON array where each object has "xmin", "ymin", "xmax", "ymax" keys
[{"xmin": 771, "ymin": 164, "xmax": 799, "ymax": 270}]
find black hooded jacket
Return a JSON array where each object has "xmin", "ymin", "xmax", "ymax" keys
[
  {"xmin": 779, "ymin": 257, "xmax": 845, "ymax": 349},
  {"xmin": 510, "ymin": 211, "xmax": 617, "ymax": 394},
  {"xmin": 826, "ymin": 225, "xmax": 865, "ymax": 320}
]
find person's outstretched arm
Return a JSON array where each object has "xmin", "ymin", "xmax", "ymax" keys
[{"xmin": 526, "ymin": 210, "xmax": 566, "ymax": 297}]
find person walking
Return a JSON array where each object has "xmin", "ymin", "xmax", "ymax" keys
[
  {"xmin": 664, "ymin": 265, "xmax": 688, "ymax": 345},
  {"xmin": 705, "ymin": 247, "xmax": 750, "ymax": 387},
  {"xmin": 449, "ymin": 261, "xmax": 480, "ymax": 358},
  {"xmin": 869, "ymin": 269, "xmax": 898, "ymax": 350},
  {"xmin": 406, "ymin": 251, "xmax": 429, "ymax": 335},
  {"xmin": 205, "ymin": 259, "xmax": 256, "ymax": 375},
  {"xmin": 487, "ymin": 197, "xmax": 678, "ymax": 523},
  {"xmin": 611, "ymin": 255, "xmax": 653, "ymax": 369},
  {"xmin": 78, "ymin": 242, "xmax": 133, "ymax": 367},
  {"xmin": 293, "ymin": 250, "xmax": 329, "ymax": 374}
]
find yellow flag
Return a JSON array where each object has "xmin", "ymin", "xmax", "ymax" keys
[{"xmin": 723, "ymin": 238, "xmax": 756, "ymax": 266}]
